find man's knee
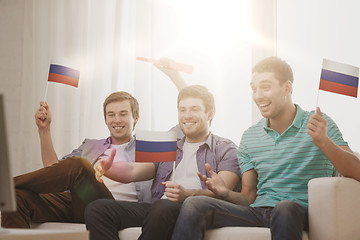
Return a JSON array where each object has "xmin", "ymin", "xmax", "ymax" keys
[
  {"xmin": 62, "ymin": 157, "xmax": 92, "ymax": 170},
  {"xmin": 181, "ymin": 196, "xmax": 213, "ymax": 216},
  {"xmin": 145, "ymin": 200, "xmax": 181, "ymax": 223},
  {"xmin": 84, "ymin": 199, "xmax": 108, "ymax": 222},
  {"xmin": 150, "ymin": 199, "xmax": 180, "ymax": 214},
  {"xmin": 85, "ymin": 199, "xmax": 130, "ymax": 223},
  {"xmin": 273, "ymin": 200, "xmax": 305, "ymax": 215},
  {"xmin": 272, "ymin": 200, "xmax": 308, "ymax": 225},
  {"xmin": 61, "ymin": 157, "xmax": 94, "ymax": 179},
  {"xmin": 271, "ymin": 200, "xmax": 308, "ymax": 238}
]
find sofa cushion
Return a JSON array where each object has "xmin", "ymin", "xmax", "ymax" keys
[{"xmin": 31, "ymin": 222, "xmax": 309, "ymax": 240}]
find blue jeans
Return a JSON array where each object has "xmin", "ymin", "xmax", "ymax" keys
[{"xmin": 171, "ymin": 196, "xmax": 308, "ymax": 240}]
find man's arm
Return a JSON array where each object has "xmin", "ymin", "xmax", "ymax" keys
[
  {"xmin": 95, "ymin": 149, "xmax": 156, "ymax": 183},
  {"xmin": 34, "ymin": 101, "xmax": 59, "ymax": 167},
  {"xmin": 307, "ymin": 107, "xmax": 360, "ymax": 182},
  {"xmin": 163, "ymin": 169, "xmax": 240, "ymax": 202},
  {"xmin": 198, "ymin": 163, "xmax": 257, "ymax": 205}
]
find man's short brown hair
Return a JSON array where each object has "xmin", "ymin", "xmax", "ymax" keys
[
  {"xmin": 103, "ymin": 91, "xmax": 139, "ymax": 120},
  {"xmin": 252, "ymin": 56, "xmax": 294, "ymax": 84},
  {"xmin": 177, "ymin": 85, "xmax": 215, "ymax": 113}
]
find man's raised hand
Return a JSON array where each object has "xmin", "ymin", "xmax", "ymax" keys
[
  {"xmin": 95, "ymin": 148, "xmax": 116, "ymax": 183},
  {"xmin": 35, "ymin": 101, "xmax": 52, "ymax": 129},
  {"xmin": 154, "ymin": 57, "xmax": 187, "ymax": 91},
  {"xmin": 307, "ymin": 107, "xmax": 329, "ymax": 148},
  {"xmin": 198, "ymin": 163, "xmax": 230, "ymax": 198}
]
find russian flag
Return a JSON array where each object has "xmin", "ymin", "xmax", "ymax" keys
[
  {"xmin": 319, "ymin": 59, "xmax": 359, "ymax": 98},
  {"xmin": 48, "ymin": 64, "xmax": 80, "ymax": 88},
  {"xmin": 135, "ymin": 130, "xmax": 177, "ymax": 162}
]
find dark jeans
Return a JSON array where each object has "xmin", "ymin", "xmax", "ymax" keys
[
  {"xmin": 85, "ymin": 199, "xmax": 181, "ymax": 240},
  {"xmin": 139, "ymin": 199, "xmax": 182, "ymax": 240},
  {"xmin": 1, "ymin": 157, "xmax": 114, "ymax": 228},
  {"xmin": 84, "ymin": 199, "xmax": 151, "ymax": 240},
  {"xmin": 171, "ymin": 196, "xmax": 308, "ymax": 240}
]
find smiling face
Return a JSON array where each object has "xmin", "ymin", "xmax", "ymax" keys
[
  {"xmin": 178, "ymin": 97, "xmax": 213, "ymax": 143},
  {"xmin": 251, "ymin": 71, "xmax": 292, "ymax": 121},
  {"xmin": 105, "ymin": 100, "xmax": 138, "ymax": 145}
]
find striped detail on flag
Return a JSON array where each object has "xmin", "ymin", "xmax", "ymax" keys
[
  {"xmin": 319, "ymin": 59, "xmax": 359, "ymax": 98},
  {"xmin": 48, "ymin": 64, "xmax": 80, "ymax": 88},
  {"xmin": 136, "ymin": 140, "xmax": 177, "ymax": 152},
  {"xmin": 135, "ymin": 151, "xmax": 177, "ymax": 163},
  {"xmin": 135, "ymin": 130, "xmax": 177, "ymax": 162}
]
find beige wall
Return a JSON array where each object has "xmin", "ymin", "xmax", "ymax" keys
[{"xmin": 0, "ymin": 0, "xmax": 35, "ymax": 175}]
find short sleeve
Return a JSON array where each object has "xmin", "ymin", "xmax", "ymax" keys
[
  {"xmin": 237, "ymin": 137, "xmax": 254, "ymax": 174},
  {"xmin": 60, "ymin": 139, "xmax": 86, "ymax": 160},
  {"xmin": 216, "ymin": 140, "xmax": 240, "ymax": 175},
  {"xmin": 324, "ymin": 114, "xmax": 348, "ymax": 147}
]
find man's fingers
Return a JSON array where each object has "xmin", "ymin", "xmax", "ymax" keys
[
  {"xmin": 97, "ymin": 161, "xmax": 104, "ymax": 171},
  {"xmin": 110, "ymin": 148, "xmax": 116, "ymax": 159},
  {"xmin": 205, "ymin": 163, "xmax": 216, "ymax": 176},
  {"xmin": 102, "ymin": 150, "xmax": 116, "ymax": 171},
  {"xmin": 197, "ymin": 172, "xmax": 207, "ymax": 182},
  {"xmin": 162, "ymin": 181, "xmax": 177, "ymax": 188},
  {"xmin": 316, "ymin": 107, "xmax": 322, "ymax": 116},
  {"xmin": 39, "ymin": 102, "xmax": 48, "ymax": 111},
  {"xmin": 95, "ymin": 172, "xmax": 104, "ymax": 183},
  {"xmin": 96, "ymin": 177, "xmax": 103, "ymax": 183},
  {"xmin": 95, "ymin": 169, "xmax": 103, "ymax": 177},
  {"xmin": 157, "ymin": 57, "xmax": 172, "ymax": 67}
]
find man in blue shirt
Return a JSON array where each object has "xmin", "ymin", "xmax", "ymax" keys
[{"xmin": 170, "ymin": 56, "xmax": 360, "ymax": 240}]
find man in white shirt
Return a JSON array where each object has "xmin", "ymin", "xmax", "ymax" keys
[{"xmin": 85, "ymin": 85, "xmax": 241, "ymax": 240}]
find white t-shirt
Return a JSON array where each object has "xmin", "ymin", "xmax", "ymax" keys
[
  {"xmin": 95, "ymin": 143, "xmax": 137, "ymax": 201},
  {"xmin": 162, "ymin": 140, "xmax": 204, "ymax": 199}
]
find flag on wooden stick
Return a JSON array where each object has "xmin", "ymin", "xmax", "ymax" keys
[
  {"xmin": 135, "ymin": 130, "xmax": 177, "ymax": 162},
  {"xmin": 48, "ymin": 64, "xmax": 80, "ymax": 88},
  {"xmin": 319, "ymin": 59, "xmax": 359, "ymax": 98}
]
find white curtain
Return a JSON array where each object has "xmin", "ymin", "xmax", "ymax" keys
[
  {"xmin": 1, "ymin": 0, "xmax": 253, "ymax": 175},
  {"xmin": 2, "ymin": 0, "xmax": 141, "ymax": 175}
]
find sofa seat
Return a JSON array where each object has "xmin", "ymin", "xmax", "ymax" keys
[
  {"xmin": 30, "ymin": 177, "xmax": 360, "ymax": 240},
  {"xmin": 31, "ymin": 222, "xmax": 309, "ymax": 240}
]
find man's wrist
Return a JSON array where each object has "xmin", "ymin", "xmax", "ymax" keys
[
  {"xmin": 315, "ymin": 136, "xmax": 332, "ymax": 149},
  {"xmin": 38, "ymin": 126, "xmax": 51, "ymax": 134}
]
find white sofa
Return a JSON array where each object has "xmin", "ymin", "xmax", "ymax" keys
[{"xmin": 30, "ymin": 177, "xmax": 360, "ymax": 240}]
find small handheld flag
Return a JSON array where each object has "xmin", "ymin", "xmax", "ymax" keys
[
  {"xmin": 319, "ymin": 59, "xmax": 359, "ymax": 98},
  {"xmin": 135, "ymin": 130, "xmax": 177, "ymax": 163},
  {"xmin": 136, "ymin": 56, "xmax": 194, "ymax": 74},
  {"xmin": 48, "ymin": 64, "xmax": 80, "ymax": 88},
  {"xmin": 44, "ymin": 62, "xmax": 80, "ymax": 101}
]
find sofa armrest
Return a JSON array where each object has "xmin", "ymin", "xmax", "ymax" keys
[{"xmin": 308, "ymin": 177, "xmax": 360, "ymax": 240}]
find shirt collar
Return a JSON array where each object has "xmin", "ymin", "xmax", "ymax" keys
[
  {"xmin": 177, "ymin": 132, "xmax": 213, "ymax": 151},
  {"xmin": 292, "ymin": 104, "xmax": 305, "ymax": 129},
  {"xmin": 105, "ymin": 136, "xmax": 135, "ymax": 150},
  {"xmin": 105, "ymin": 137, "xmax": 111, "ymax": 145}
]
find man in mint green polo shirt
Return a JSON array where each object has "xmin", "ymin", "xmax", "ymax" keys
[{"xmin": 170, "ymin": 56, "xmax": 360, "ymax": 240}]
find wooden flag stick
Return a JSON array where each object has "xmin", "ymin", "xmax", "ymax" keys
[
  {"xmin": 172, "ymin": 161, "xmax": 175, "ymax": 182},
  {"xmin": 43, "ymin": 82, "xmax": 49, "ymax": 102}
]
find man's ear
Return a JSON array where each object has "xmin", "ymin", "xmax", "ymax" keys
[
  {"xmin": 285, "ymin": 80, "xmax": 293, "ymax": 95},
  {"xmin": 133, "ymin": 117, "xmax": 139, "ymax": 129},
  {"xmin": 208, "ymin": 110, "xmax": 215, "ymax": 122}
]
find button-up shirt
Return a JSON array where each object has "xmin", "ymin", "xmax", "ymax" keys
[{"xmin": 151, "ymin": 132, "xmax": 240, "ymax": 202}]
